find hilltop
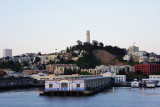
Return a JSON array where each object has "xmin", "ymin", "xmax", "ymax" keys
[{"xmin": 65, "ymin": 40, "xmax": 127, "ymax": 68}]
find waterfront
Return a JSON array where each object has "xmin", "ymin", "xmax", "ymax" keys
[{"xmin": 0, "ymin": 87, "xmax": 160, "ymax": 107}]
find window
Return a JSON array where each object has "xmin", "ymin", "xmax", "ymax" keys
[
  {"xmin": 61, "ymin": 83, "xmax": 68, "ymax": 88},
  {"xmin": 49, "ymin": 84, "xmax": 53, "ymax": 88},
  {"xmin": 76, "ymin": 84, "xmax": 80, "ymax": 87}
]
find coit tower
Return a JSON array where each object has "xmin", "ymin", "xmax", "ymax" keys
[{"xmin": 86, "ymin": 30, "xmax": 90, "ymax": 43}]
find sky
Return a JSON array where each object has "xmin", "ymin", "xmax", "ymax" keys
[{"xmin": 0, "ymin": 0, "xmax": 160, "ymax": 57}]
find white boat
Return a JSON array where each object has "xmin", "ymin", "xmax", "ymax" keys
[
  {"xmin": 146, "ymin": 81, "xmax": 155, "ymax": 88},
  {"xmin": 156, "ymin": 82, "xmax": 160, "ymax": 87},
  {"xmin": 131, "ymin": 79, "xmax": 139, "ymax": 88}
]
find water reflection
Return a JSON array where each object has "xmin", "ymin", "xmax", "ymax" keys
[
  {"xmin": 112, "ymin": 87, "xmax": 115, "ymax": 91},
  {"xmin": 0, "ymin": 87, "xmax": 160, "ymax": 107}
]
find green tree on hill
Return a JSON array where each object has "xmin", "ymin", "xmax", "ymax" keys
[
  {"xmin": 77, "ymin": 40, "xmax": 82, "ymax": 45},
  {"xmin": 99, "ymin": 42, "xmax": 104, "ymax": 48},
  {"xmin": 92, "ymin": 40, "xmax": 98, "ymax": 48},
  {"xmin": 118, "ymin": 69, "xmax": 126, "ymax": 75},
  {"xmin": 35, "ymin": 57, "xmax": 41, "ymax": 63},
  {"xmin": 81, "ymin": 71, "xmax": 91, "ymax": 75},
  {"xmin": 66, "ymin": 47, "xmax": 69, "ymax": 53},
  {"xmin": 75, "ymin": 52, "xmax": 100, "ymax": 69},
  {"xmin": 38, "ymin": 52, "xmax": 41, "ymax": 56}
]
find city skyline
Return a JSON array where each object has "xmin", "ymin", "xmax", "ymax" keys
[{"xmin": 0, "ymin": 0, "xmax": 160, "ymax": 57}]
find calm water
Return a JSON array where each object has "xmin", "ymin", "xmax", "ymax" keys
[{"xmin": 0, "ymin": 87, "xmax": 160, "ymax": 107}]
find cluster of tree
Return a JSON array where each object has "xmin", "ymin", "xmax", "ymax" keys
[
  {"xmin": 118, "ymin": 69, "xmax": 126, "ymax": 75},
  {"xmin": 118, "ymin": 69, "xmax": 148, "ymax": 81},
  {"xmin": 152, "ymin": 70, "xmax": 160, "ymax": 75},
  {"xmin": 57, "ymin": 52, "xmax": 100, "ymax": 69},
  {"xmin": 126, "ymin": 72, "xmax": 148, "ymax": 81},
  {"xmin": 57, "ymin": 59, "xmax": 75, "ymax": 64},
  {"xmin": 80, "ymin": 71, "xmax": 91, "ymax": 75},
  {"xmin": 64, "ymin": 68, "xmax": 81, "ymax": 75},
  {"xmin": 37, "ymin": 64, "xmax": 46, "ymax": 70},
  {"xmin": 75, "ymin": 52, "xmax": 100, "ymax": 69},
  {"xmin": 0, "ymin": 61, "xmax": 22, "ymax": 72},
  {"xmin": 67, "ymin": 40, "xmax": 126, "ymax": 56},
  {"xmin": 34, "ymin": 57, "xmax": 41, "ymax": 63}
]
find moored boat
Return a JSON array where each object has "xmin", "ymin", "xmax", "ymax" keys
[
  {"xmin": 155, "ymin": 82, "xmax": 160, "ymax": 87},
  {"xmin": 131, "ymin": 79, "xmax": 139, "ymax": 88},
  {"xmin": 146, "ymin": 81, "xmax": 155, "ymax": 88}
]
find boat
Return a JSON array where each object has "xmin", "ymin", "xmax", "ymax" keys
[
  {"xmin": 131, "ymin": 79, "xmax": 139, "ymax": 88},
  {"xmin": 146, "ymin": 81, "xmax": 155, "ymax": 88},
  {"xmin": 155, "ymin": 82, "xmax": 160, "ymax": 87}
]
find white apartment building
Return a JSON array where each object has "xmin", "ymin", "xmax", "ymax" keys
[
  {"xmin": 149, "ymin": 75, "xmax": 160, "ymax": 79},
  {"xmin": 128, "ymin": 46, "xmax": 139, "ymax": 55},
  {"xmin": 115, "ymin": 75, "xmax": 126, "ymax": 83},
  {"xmin": 123, "ymin": 54, "xmax": 131, "ymax": 61}
]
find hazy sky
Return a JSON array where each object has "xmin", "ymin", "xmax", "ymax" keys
[{"xmin": 0, "ymin": 0, "xmax": 160, "ymax": 57}]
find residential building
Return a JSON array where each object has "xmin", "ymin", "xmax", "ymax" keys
[
  {"xmin": 81, "ymin": 69, "xmax": 101, "ymax": 75},
  {"xmin": 149, "ymin": 52, "xmax": 157, "ymax": 58},
  {"xmin": 102, "ymin": 72, "xmax": 116, "ymax": 78},
  {"xmin": 60, "ymin": 53, "xmax": 72, "ymax": 61},
  {"xmin": 95, "ymin": 65, "xmax": 134, "ymax": 74},
  {"xmin": 135, "ymin": 51, "xmax": 147, "ymax": 57},
  {"xmin": 95, "ymin": 65, "xmax": 109, "ymax": 73},
  {"xmin": 46, "ymin": 64, "xmax": 79, "ymax": 74},
  {"xmin": 139, "ymin": 56, "xmax": 148, "ymax": 63},
  {"xmin": 0, "ymin": 71, "xmax": 6, "ymax": 77},
  {"xmin": 128, "ymin": 46, "xmax": 139, "ymax": 55},
  {"xmin": 48, "ymin": 55, "xmax": 58, "ymax": 61},
  {"xmin": 0, "ymin": 69, "xmax": 15, "ymax": 75},
  {"xmin": 149, "ymin": 57, "xmax": 160, "ymax": 63},
  {"xmin": 22, "ymin": 70, "xmax": 47, "ymax": 75},
  {"xmin": 123, "ymin": 54, "xmax": 131, "ymax": 61},
  {"xmin": 134, "ymin": 64, "xmax": 160, "ymax": 75}
]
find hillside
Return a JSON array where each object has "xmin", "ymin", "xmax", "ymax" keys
[
  {"xmin": 92, "ymin": 50, "xmax": 124, "ymax": 65},
  {"xmin": 67, "ymin": 41, "xmax": 127, "ymax": 67}
]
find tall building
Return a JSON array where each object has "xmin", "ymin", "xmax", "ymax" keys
[
  {"xmin": 86, "ymin": 30, "xmax": 90, "ymax": 43},
  {"xmin": 3, "ymin": 49, "xmax": 12, "ymax": 58}
]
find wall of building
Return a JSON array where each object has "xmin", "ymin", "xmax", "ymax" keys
[
  {"xmin": 45, "ymin": 79, "xmax": 85, "ymax": 91},
  {"xmin": 0, "ymin": 77, "xmax": 34, "ymax": 88},
  {"xmin": 149, "ymin": 75, "xmax": 160, "ymax": 79},
  {"xmin": 115, "ymin": 75, "xmax": 126, "ymax": 83},
  {"xmin": 134, "ymin": 64, "xmax": 160, "ymax": 75},
  {"xmin": 45, "ymin": 77, "xmax": 111, "ymax": 92}
]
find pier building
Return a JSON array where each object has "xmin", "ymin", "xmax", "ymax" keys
[
  {"xmin": 41, "ymin": 75, "xmax": 112, "ymax": 96},
  {"xmin": 0, "ymin": 77, "xmax": 34, "ymax": 89}
]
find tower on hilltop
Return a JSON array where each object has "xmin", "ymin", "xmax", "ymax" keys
[{"xmin": 86, "ymin": 30, "xmax": 90, "ymax": 43}]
